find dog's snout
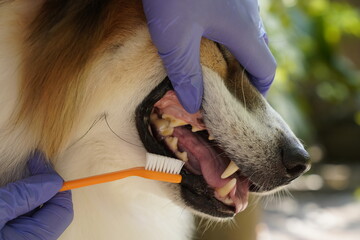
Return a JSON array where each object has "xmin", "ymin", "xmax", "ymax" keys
[{"xmin": 282, "ymin": 146, "xmax": 310, "ymax": 178}]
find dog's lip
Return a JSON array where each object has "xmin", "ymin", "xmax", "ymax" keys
[{"xmin": 180, "ymin": 170, "xmax": 236, "ymax": 218}]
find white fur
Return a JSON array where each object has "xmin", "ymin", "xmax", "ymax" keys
[{"xmin": 0, "ymin": 0, "xmax": 44, "ymax": 184}]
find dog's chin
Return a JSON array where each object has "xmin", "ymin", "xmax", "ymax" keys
[{"xmin": 135, "ymin": 78, "xmax": 268, "ymax": 218}]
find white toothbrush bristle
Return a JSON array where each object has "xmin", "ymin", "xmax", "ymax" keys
[{"xmin": 146, "ymin": 153, "xmax": 185, "ymax": 174}]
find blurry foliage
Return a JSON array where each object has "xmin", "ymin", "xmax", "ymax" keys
[
  {"xmin": 355, "ymin": 187, "xmax": 360, "ymax": 201},
  {"xmin": 260, "ymin": 0, "xmax": 360, "ymax": 162}
]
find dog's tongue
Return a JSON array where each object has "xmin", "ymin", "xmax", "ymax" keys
[{"xmin": 173, "ymin": 127, "xmax": 249, "ymax": 213}]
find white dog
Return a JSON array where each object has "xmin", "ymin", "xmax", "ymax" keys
[{"xmin": 0, "ymin": 1, "xmax": 309, "ymax": 239}]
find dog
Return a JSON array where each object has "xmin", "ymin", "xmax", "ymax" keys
[{"xmin": 0, "ymin": 0, "xmax": 310, "ymax": 239}]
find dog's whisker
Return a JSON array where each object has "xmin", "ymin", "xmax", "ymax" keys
[
  {"xmin": 104, "ymin": 114, "xmax": 142, "ymax": 148},
  {"xmin": 241, "ymin": 67, "xmax": 247, "ymax": 111},
  {"xmin": 66, "ymin": 114, "xmax": 106, "ymax": 150}
]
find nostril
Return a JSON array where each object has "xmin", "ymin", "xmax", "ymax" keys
[
  {"xmin": 282, "ymin": 146, "xmax": 310, "ymax": 178},
  {"xmin": 286, "ymin": 164, "xmax": 306, "ymax": 176}
]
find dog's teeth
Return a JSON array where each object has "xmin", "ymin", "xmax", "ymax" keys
[
  {"xmin": 175, "ymin": 151, "xmax": 188, "ymax": 162},
  {"xmin": 216, "ymin": 178, "xmax": 237, "ymax": 198},
  {"xmin": 160, "ymin": 127, "xmax": 174, "ymax": 136},
  {"xmin": 152, "ymin": 118, "xmax": 174, "ymax": 136},
  {"xmin": 162, "ymin": 114, "xmax": 188, "ymax": 127},
  {"xmin": 222, "ymin": 197, "xmax": 234, "ymax": 205},
  {"xmin": 221, "ymin": 161, "xmax": 239, "ymax": 179},
  {"xmin": 208, "ymin": 133, "xmax": 215, "ymax": 140},
  {"xmin": 170, "ymin": 119, "xmax": 188, "ymax": 128},
  {"xmin": 150, "ymin": 113, "xmax": 159, "ymax": 122},
  {"xmin": 152, "ymin": 118, "xmax": 169, "ymax": 130},
  {"xmin": 165, "ymin": 137, "xmax": 178, "ymax": 152},
  {"xmin": 191, "ymin": 125, "xmax": 202, "ymax": 132},
  {"xmin": 207, "ymin": 129, "xmax": 215, "ymax": 140}
]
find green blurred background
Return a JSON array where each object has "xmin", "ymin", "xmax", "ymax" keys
[{"xmin": 195, "ymin": 0, "xmax": 360, "ymax": 239}]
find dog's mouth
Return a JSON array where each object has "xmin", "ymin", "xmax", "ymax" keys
[{"xmin": 136, "ymin": 78, "xmax": 257, "ymax": 218}]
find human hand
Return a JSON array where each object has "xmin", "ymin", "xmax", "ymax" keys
[
  {"xmin": 0, "ymin": 151, "xmax": 73, "ymax": 240},
  {"xmin": 143, "ymin": 0, "xmax": 277, "ymax": 113}
]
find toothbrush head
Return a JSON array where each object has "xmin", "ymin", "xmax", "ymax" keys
[{"xmin": 146, "ymin": 153, "xmax": 185, "ymax": 174}]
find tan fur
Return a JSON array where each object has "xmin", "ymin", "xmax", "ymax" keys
[
  {"xmin": 199, "ymin": 39, "xmax": 228, "ymax": 80},
  {"xmin": 15, "ymin": 0, "xmax": 145, "ymax": 158}
]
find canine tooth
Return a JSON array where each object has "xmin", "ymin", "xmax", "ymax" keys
[
  {"xmin": 208, "ymin": 133, "xmax": 215, "ymax": 140},
  {"xmin": 216, "ymin": 178, "xmax": 237, "ymax": 198},
  {"xmin": 221, "ymin": 161, "xmax": 239, "ymax": 179},
  {"xmin": 162, "ymin": 114, "xmax": 188, "ymax": 127},
  {"xmin": 207, "ymin": 130, "xmax": 215, "ymax": 140},
  {"xmin": 175, "ymin": 151, "xmax": 188, "ymax": 162},
  {"xmin": 191, "ymin": 126, "xmax": 202, "ymax": 132},
  {"xmin": 165, "ymin": 137, "xmax": 178, "ymax": 152}
]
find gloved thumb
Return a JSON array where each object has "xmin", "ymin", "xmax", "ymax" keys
[
  {"xmin": 157, "ymin": 31, "xmax": 204, "ymax": 114},
  {"xmin": 28, "ymin": 150, "xmax": 56, "ymax": 175},
  {"xmin": 0, "ymin": 174, "xmax": 63, "ymax": 227},
  {"xmin": 0, "ymin": 151, "xmax": 63, "ymax": 228}
]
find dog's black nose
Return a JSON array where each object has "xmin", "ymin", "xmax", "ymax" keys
[{"xmin": 282, "ymin": 146, "xmax": 310, "ymax": 178}]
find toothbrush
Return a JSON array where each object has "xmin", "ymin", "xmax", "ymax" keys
[{"xmin": 59, "ymin": 153, "xmax": 185, "ymax": 192}]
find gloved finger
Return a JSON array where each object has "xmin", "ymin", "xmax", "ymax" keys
[
  {"xmin": 32, "ymin": 190, "xmax": 74, "ymax": 231},
  {"xmin": 144, "ymin": 0, "xmax": 205, "ymax": 113},
  {"xmin": 258, "ymin": 16, "xmax": 269, "ymax": 45},
  {"xmin": 1, "ymin": 191, "xmax": 73, "ymax": 240},
  {"xmin": 0, "ymin": 173, "xmax": 63, "ymax": 228},
  {"xmin": 203, "ymin": 2, "xmax": 276, "ymax": 95},
  {"xmin": 27, "ymin": 150, "xmax": 56, "ymax": 175},
  {"xmin": 154, "ymin": 28, "xmax": 204, "ymax": 114},
  {"xmin": 207, "ymin": 26, "xmax": 276, "ymax": 95},
  {"xmin": 161, "ymin": 37, "xmax": 203, "ymax": 114}
]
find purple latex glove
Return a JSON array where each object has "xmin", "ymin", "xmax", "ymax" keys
[
  {"xmin": 0, "ymin": 151, "xmax": 73, "ymax": 240},
  {"xmin": 143, "ymin": 0, "xmax": 277, "ymax": 113}
]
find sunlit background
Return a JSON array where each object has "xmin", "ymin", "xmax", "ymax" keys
[{"xmin": 195, "ymin": 0, "xmax": 360, "ymax": 239}]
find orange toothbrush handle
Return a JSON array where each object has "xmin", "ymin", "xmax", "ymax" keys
[{"xmin": 59, "ymin": 167, "xmax": 182, "ymax": 192}]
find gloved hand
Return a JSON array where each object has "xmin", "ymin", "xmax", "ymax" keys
[
  {"xmin": 143, "ymin": 0, "xmax": 277, "ymax": 113},
  {"xmin": 0, "ymin": 151, "xmax": 73, "ymax": 240}
]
